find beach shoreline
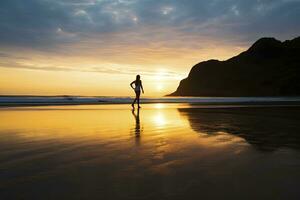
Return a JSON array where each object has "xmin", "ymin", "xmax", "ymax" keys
[{"xmin": 1, "ymin": 96, "xmax": 300, "ymax": 107}]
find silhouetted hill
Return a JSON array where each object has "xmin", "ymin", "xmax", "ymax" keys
[{"xmin": 169, "ymin": 36, "xmax": 300, "ymax": 96}]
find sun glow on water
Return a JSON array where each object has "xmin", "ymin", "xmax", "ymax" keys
[
  {"xmin": 154, "ymin": 103, "xmax": 165, "ymax": 109},
  {"xmin": 153, "ymin": 112, "xmax": 167, "ymax": 127}
]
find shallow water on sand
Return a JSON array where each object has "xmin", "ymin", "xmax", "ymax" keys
[{"xmin": 1, "ymin": 104, "xmax": 300, "ymax": 200}]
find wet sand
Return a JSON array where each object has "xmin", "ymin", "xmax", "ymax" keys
[{"xmin": 1, "ymin": 104, "xmax": 300, "ymax": 199}]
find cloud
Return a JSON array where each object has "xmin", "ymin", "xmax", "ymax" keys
[
  {"xmin": 1, "ymin": 0, "xmax": 299, "ymax": 48},
  {"xmin": 0, "ymin": 0, "xmax": 299, "ymax": 74},
  {"xmin": 0, "ymin": 52, "xmax": 29, "ymax": 60}
]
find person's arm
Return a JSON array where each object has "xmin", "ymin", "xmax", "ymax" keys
[
  {"xmin": 141, "ymin": 81, "xmax": 144, "ymax": 93},
  {"xmin": 130, "ymin": 81, "xmax": 135, "ymax": 90}
]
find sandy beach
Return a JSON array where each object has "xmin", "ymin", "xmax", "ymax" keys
[{"xmin": 1, "ymin": 103, "xmax": 300, "ymax": 199}]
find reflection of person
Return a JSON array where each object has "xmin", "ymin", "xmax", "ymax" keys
[
  {"xmin": 132, "ymin": 108, "xmax": 141, "ymax": 139},
  {"xmin": 130, "ymin": 75, "xmax": 144, "ymax": 108}
]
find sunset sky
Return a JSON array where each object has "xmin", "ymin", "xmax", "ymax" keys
[{"xmin": 0, "ymin": 0, "xmax": 299, "ymax": 96}]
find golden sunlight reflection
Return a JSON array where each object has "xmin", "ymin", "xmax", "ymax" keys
[
  {"xmin": 153, "ymin": 112, "xmax": 167, "ymax": 127},
  {"xmin": 0, "ymin": 104, "xmax": 249, "ymax": 168},
  {"xmin": 154, "ymin": 103, "xmax": 165, "ymax": 109}
]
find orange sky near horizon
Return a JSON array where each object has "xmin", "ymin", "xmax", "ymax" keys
[{"xmin": 0, "ymin": 41, "xmax": 245, "ymax": 97}]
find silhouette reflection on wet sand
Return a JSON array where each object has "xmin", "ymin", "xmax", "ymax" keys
[
  {"xmin": 131, "ymin": 108, "xmax": 142, "ymax": 145},
  {"xmin": 178, "ymin": 106, "xmax": 300, "ymax": 152}
]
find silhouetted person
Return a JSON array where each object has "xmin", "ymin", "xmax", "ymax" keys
[{"xmin": 130, "ymin": 75, "xmax": 144, "ymax": 108}]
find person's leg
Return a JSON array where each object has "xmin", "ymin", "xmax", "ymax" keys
[
  {"xmin": 132, "ymin": 91, "xmax": 139, "ymax": 107},
  {"xmin": 132, "ymin": 94, "xmax": 137, "ymax": 107},
  {"xmin": 137, "ymin": 91, "xmax": 141, "ymax": 108}
]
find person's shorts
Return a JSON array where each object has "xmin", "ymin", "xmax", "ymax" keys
[{"xmin": 135, "ymin": 90, "xmax": 141, "ymax": 95}]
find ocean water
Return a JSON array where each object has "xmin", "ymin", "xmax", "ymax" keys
[
  {"xmin": 1, "ymin": 96, "xmax": 300, "ymax": 105},
  {"xmin": 1, "ymin": 103, "xmax": 300, "ymax": 199}
]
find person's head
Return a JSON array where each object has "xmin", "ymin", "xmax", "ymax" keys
[{"xmin": 136, "ymin": 75, "xmax": 140, "ymax": 81}]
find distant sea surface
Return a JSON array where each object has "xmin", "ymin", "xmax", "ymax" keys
[{"xmin": 1, "ymin": 95, "xmax": 300, "ymax": 106}]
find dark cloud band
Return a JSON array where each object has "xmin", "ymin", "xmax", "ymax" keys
[{"xmin": 0, "ymin": 0, "xmax": 299, "ymax": 49}]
